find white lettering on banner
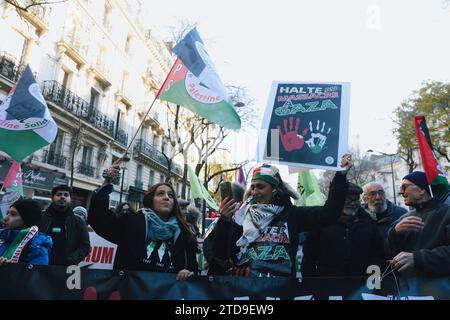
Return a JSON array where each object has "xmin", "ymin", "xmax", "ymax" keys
[
  {"xmin": 366, "ymin": 265, "xmax": 381, "ymax": 289},
  {"xmin": 66, "ymin": 265, "xmax": 81, "ymax": 290},
  {"xmin": 10, "ymin": 226, "xmax": 38, "ymax": 263},
  {"xmin": 79, "ymin": 232, "xmax": 117, "ymax": 270}
]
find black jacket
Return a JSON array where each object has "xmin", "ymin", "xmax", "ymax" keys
[
  {"xmin": 385, "ymin": 199, "xmax": 450, "ymax": 276},
  {"xmin": 362, "ymin": 200, "xmax": 407, "ymax": 239},
  {"xmin": 301, "ymin": 208, "xmax": 385, "ymax": 277},
  {"xmin": 210, "ymin": 173, "xmax": 348, "ymax": 277},
  {"xmin": 38, "ymin": 206, "xmax": 90, "ymax": 265},
  {"xmin": 88, "ymin": 184, "xmax": 198, "ymax": 273}
]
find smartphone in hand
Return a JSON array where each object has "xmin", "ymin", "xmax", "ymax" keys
[{"xmin": 220, "ymin": 182, "xmax": 233, "ymax": 201}]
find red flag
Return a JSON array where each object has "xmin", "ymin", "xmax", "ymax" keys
[
  {"xmin": 414, "ymin": 115, "xmax": 450, "ymax": 199},
  {"xmin": 3, "ymin": 161, "xmax": 23, "ymax": 193}
]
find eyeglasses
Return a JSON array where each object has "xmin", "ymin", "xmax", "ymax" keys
[
  {"xmin": 400, "ymin": 183, "xmax": 415, "ymax": 192},
  {"xmin": 366, "ymin": 190, "xmax": 385, "ymax": 197}
]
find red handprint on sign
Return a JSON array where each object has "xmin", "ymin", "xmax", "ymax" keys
[{"xmin": 277, "ymin": 116, "xmax": 309, "ymax": 152}]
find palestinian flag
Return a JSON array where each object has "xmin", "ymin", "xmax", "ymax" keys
[
  {"xmin": 0, "ymin": 65, "xmax": 57, "ymax": 162},
  {"xmin": 2, "ymin": 226, "xmax": 38, "ymax": 263},
  {"xmin": 0, "ymin": 161, "xmax": 23, "ymax": 218},
  {"xmin": 414, "ymin": 115, "xmax": 450, "ymax": 200},
  {"xmin": 157, "ymin": 28, "xmax": 241, "ymax": 130}
]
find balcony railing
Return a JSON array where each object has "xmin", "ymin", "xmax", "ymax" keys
[
  {"xmin": 134, "ymin": 139, "xmax": 183, "ymax": 176},
  {"xmin": 77, "ymin": 162, "xmax": 95, "ymax": 177},
  {"xmin": 42, "ymin": 80, "xmax": 115, "ymax": 137},
  {"xmin": 134, "ymin": 139, "xmax": 166, "ymax": 165},
  {"xmin": 0, "ymin": 53, "xmax": 23, "ymax": 83},
  {"xmin": 42, "ymin": 150, "xmax": 67, "ymax": 169},
  {"xmin": 115, "ymin": 128, "xmax": 128, "ymax": 146}
]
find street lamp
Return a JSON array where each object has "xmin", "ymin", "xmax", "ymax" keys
[
  {"xmin": 367, "ymin": 149, "xmax": 397, "ymax": 204},
  {"xmin": 119, "ymin": 152, "xmax": 131, "ymax": 203}
]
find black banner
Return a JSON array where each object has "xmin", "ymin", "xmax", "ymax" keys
[
  {"xmin": 0, "ymin": 160, "xmax": 68, "ymax": 191},
  {"xmin": 0, "ymin": 264, "xmax": 448, "ymax": 300}
]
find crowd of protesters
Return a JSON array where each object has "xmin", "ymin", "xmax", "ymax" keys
[{"xmin": 0, "ymin": 154, "xmax": 449, "ymax": 280}]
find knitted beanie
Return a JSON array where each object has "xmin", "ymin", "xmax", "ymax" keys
[
  {"xmin": 402, "ymin": 171, "xmax": 430, "ymax": 194},
  {"xmin": 11, "ymin": 199, "xmax": 42, "ymax": 228}
]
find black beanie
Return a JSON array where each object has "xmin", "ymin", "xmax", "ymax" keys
[
  {"xmin": 347, "ymin": 182, "xmax": 363, "ymax": 195},
  {"xmin": 403, "ymin": 171, "xmax": 430, "ymax": 194},
  {"xmin": 11, "ymin": 199, "xmax": 42, "ymax": 228}
]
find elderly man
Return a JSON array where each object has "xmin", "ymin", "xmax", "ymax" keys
[
  {"xmin": 362, "ymin": 182, "xmax": 407, "ymax": 238},
  {"xmin": 385, "ymin": 171, "xmax": 450, "ymax": 276},
  {"xmin": 301, "ymin": 183, "xmax": 384, "ymax": 277}
]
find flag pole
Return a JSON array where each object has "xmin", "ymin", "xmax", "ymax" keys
[
  {"xmin": 121, "ymin": 59, "xmax": 180, "ymax": 159},
  {"xmin": 122, "ymin": 97, "xmax": 157, "ymax": 156}
]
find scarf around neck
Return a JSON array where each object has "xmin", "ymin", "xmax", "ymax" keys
[
  {"xmin": 142, "ymin": 208, "xmax": 180, "ymax": 243},
  {"xmin": 234, "ymin": 197, "xmax": 284, "ymax": 253}
]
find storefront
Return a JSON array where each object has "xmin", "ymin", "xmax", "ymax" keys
[{"xmin": 0, "ymin": 159, "xmax": 69, "ymax": 209}]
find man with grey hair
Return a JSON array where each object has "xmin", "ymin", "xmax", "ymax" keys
[
  {"xmin": 386, "ymin": 171, "xmax": 450, "ymax": 276},
  {"xmin": 362, "ymin": 182, "xmax": 407, "ymax": 239}
]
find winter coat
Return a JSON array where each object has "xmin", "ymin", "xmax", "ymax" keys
[
  {"xmin": 301, "ymin": 208, "xmax": 385, "ymax": 277},
  {"xmin": 210, "ymin": 173, "xmax": 348, "ymax": 277},
  {"xmin": 88, "ymin": 184, "xmax": 198, "ymax": 273},
  {"xmin": 0, "ymin": 228, "xmax": 53, "ymax": 265},
  {"xmin": 39, "ymin": 206, "xmax": 90, "ymax": 265},
  {"xmin": 385, "ymin": 199, "xmax": 450, "ymax": 276},
  {"xmin": 362, "ymin": 200, "xmax": 407, "ymax": 239}
]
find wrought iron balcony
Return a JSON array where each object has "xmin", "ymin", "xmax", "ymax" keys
[
  {"xmin": 77, "ymin": 162, "xmax": 95, "ymax": 177},
  {"xmin": 42, "ymin": 150, "xmax": 67, "ymax": 169},
  {"xmin": 42, "ymin": 80, "xmax": 115, "ymax": 137},
  {"xmin": 134, "ymin": 139, "xmax": 183, "ymax": 176},
  {"xmin": 0, "ymin": 53, "xmax": 23, "ymax": 84},
  {"xmin": 115, "ymin": 128, "xmax": 128, "ymax": 146},
  {"xmin": 134, "ymin": 139, "xmax": 167, "ymax": 165}
]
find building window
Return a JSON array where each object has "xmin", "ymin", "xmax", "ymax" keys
[
  {"xmin": 82, "ymin": 145, "xmax": 93, "ymax": 166},
  {"xmin": 149, "ymin": 170, "xmax": 154, "ymax": 187},
  {"xmin": 59, "ymin": 69, "xmax": 72, "ymax": 90},
  {"xmin": 49, "ymin": 132, "xmax": 65, "ymax": 155},
  {"xmin": 140, "ymin": 126, "xmax": 148, "ymax": 141},
  {"xmin": 90, "ymin": 88, "xmax": 100, "ymax": 110},
  {"xmin": 136, "ymin": 165, "xmax": 143, "ymax": 189}
]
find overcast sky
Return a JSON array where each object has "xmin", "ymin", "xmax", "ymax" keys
[{"xmin": 147, "ymin": 0, "xmax": 450, "ymax": 182}]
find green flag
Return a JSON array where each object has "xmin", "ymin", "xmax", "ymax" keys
[
  {"xmin": 157, "ymin": 28, "xmax": 241, "ymax": 130},
  {"xmin": 187, "ymin": 165, "xmax": 219, "ymax": 211},
  {"xmin": 295, "ymin": 170, "xmax": 326, "ymax": 206}
]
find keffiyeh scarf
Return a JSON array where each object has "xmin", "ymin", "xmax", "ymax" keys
[{"xmin": 233, "ymin": 197, "xmax": 284, "ymax": 258}]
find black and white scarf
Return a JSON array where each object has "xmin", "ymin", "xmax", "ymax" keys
[{"xmin": 233, "ymin": 197, "xmax": 284, "ymax": 258}]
